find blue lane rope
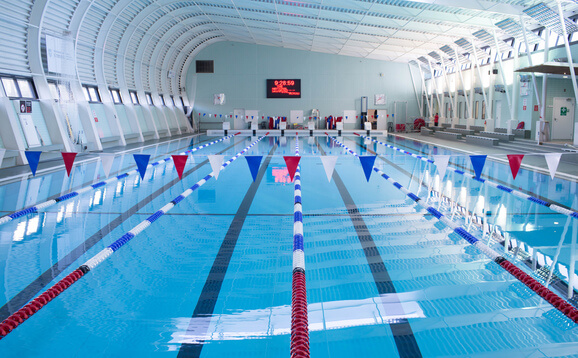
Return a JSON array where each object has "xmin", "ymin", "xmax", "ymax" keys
[
  {"xmin": 292, "ymin": 136, "xmax": 304, "ymax": 273},
  {"xmin": 0, "ymin": 134, "xmax": 239, "ymax": 226},
  {"xmin": 355, "ymin": 133, "xmax": 578, "ymax": 220}
]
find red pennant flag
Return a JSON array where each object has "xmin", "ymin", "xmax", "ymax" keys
[
  {"xmin": 172, "ymin": 155, "xmax": 188, "ymax": 179},
  {"xmin": 507, "ymin": 154, "xmax": 524, "ymax": 180},
  {"xmin": 61, "ymin": 152, "xmax": 77, "ymax": 177},
  {"xmin": 283, "ymin": 156, "xmax": 301, "ymax": 182}
]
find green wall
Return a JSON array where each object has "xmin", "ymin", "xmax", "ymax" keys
[{"xmin": 186, "ymin": 42, "xmax": 420, "ymax": 129}]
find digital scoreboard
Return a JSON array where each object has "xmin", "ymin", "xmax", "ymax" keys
[{"xmin": 266, "ymin": 79, "xmax": 301, "ymax": 98}]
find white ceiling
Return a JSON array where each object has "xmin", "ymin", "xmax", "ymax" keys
[{"xmin": 3, "ymin": 0, "xmax": 578, "ymax": 95}]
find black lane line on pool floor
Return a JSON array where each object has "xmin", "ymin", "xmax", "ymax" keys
[
  {"xmin": 177, "ymin": 143, "xmax": 278, "ymax": 358},
  {"xmin": 0, "ymin": 139, "xmax": 245, "ymax": 321},
  {"xmin": 317, "ymin": 140, "xmax": 423, "ymax": 358},
  {"xmin": 353, "ymin": 138, "xmax": 578, "ymax": 306}
]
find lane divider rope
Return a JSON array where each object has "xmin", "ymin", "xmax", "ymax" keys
[
  {"xmin": 290, "ymin": 135, "xmax": 309, "ymax": 358},
  {"xmin": 353, "ymin": 133, "xmax": 578, "ymax": 220},
  {"xmin": 0, "ymin": 133, "xmax": 266, "ymax": 340},
  {"xmin": 0, "ymin": 133, "xmax": 241, "ymax": 226},
  {"xmin": 329, "ymin": 134, "xmax": 578, "ymax": 324}
]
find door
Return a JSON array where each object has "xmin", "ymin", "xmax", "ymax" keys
[
  {"xmin": 552, "ymin": 97, "xmax": 574, "ymax": 140},
  {"xmin": 233, "ymin": 108, "xmax": 245, "ymax": 130}
]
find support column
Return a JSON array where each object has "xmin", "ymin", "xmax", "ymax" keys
[{"xmin": 557, "ymin": 0, "xmax": 578, "ymax": 145}]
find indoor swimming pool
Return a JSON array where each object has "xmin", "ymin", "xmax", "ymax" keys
[{"xmin": 0, "ymin": 133, "xmax": 577, "ymax": 357}]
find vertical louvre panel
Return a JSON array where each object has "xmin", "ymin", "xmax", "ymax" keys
[
  {"xmin": 0, "ymin": 1, "xmax": 33, "ymax": 75},
  {"xmin": 77, "ymin": 3, "xmax": 110, "ymax": 83}
]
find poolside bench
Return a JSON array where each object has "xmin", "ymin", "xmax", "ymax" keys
[
  {"xmin": 446, "ymin": 128, "xmax": 475, "ymax": 136},
  {"xmin": 513, "ymin": 129, "xmax": 531, "ymax": 139},
  {"xmin": 454, "ymin": 124, "xmax": 467, "ymax": 129},
  {"xmin": 421, "ymin": 127, "xmax": 433, "ymax": 136},
  {"xmin": 495, "ymin": 128, "xmax": 507, "ymax": 133},
  {"xmin": 170, "ymin": 128, "xmax": 179, "ymax": 135},
  {"xmin": 435, "ymin": 131, "xmax": 462, "ymax": 140},
  {"xmin": 441, "ymin": 123, "xmax": 452, "ymax": 129},
  {"xmin": 479, "ymin": 131, "xmax": 515, "ymax": 141},
  {"xmin": 470, "ymin": 125, "xmax": 485, "ymax": 133},
  {"xmin": 124, "ymin": 133, "xmax": 140, "ymax": 140},
  {"xmin": 157, "ymin": 129, "xmax": 169, "ymax": 137},
  {"xmin": 466, "ymin": 135, "xmax": 499, "ymax": 146},
  {"xmin": 142, "ymin": 131, "xmax": 156, "ymax": 140},
  {"xmin": 100, "ymin": 136, "xmax": 121, "ymax": 144}
]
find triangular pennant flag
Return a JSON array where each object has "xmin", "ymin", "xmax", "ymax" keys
[
  {"xmin": 359, "ymin": 156, "xmax": 377, "ymax": 182},
  {"xmin": 172, "ymin": 155, "xmax": 188, "ymax": 179},
  {"xmin": 245, "ymin": 156, "xmax": 263, "ymax": 182},
  {"xmin": 0, "ymin": 148, "xmax": 5, "ymax": 168},
  {"xmin": 544, "ymin": 153, "xmax": 562, "ymax": 179},
  {"xmin": 25, "ymin": 151, "xmax": 42, "ymax": 176},
  {"xmin": 433, "ymin": 155, "xmax": 450, "ymax": 179},
  {"xmin": 61, "ymin": 152, "xmax": 77, "ymax": 177},
  {"xmin": 506, "ymin": 154, "xmax": 524, "ymax": 180},
  {"xmin": 283, "ymin": 156, "xmax": 301, "ymax": 182},
  {"xmin": 100, "ymin": 154, "xmax": 115, "ymax": 178},
  {"xmin": 133, "ymin": 154, "xmax": 151, "ymax": 180},
  {"xmin": 320, "ymin": 156, "xmax": 338, "ymax": 182},
  {"xmin": 208, "ymin": 155, "xmax": 225, "ymax": 180},
  {"xmin": 188, "ymin": 153, "xmax": 196, "ymax": 165},
  {"xmin": 469, "ymin": 155, "xmax": 487, "ymax": 180}
]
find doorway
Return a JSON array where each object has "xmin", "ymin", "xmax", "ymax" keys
[{"xmin": 552, "ymin": 97, "xmax": 574, "ymax": 140}]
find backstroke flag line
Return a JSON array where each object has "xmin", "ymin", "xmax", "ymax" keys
[
  {"xmin": 320, "ymin": 156, "xmax": 337, "ymax": 182},
  {"xmin": 208, "ymin": 155, "xmax": 225, "ymax": 180}
]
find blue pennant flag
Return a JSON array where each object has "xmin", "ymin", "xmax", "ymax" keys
[
  {"xmin": 25, "ymin": 151, "xmax": 42, "ymax": 176},
  {"xmin": 359, "ymin": 156, "xmax": 377, "ymax": 182},
  {"xmin": 133, "ymin": 154, "xmax": 151, "ymax": 180},
  {"xmin": 469, "ymin": 155, "xmax": 487, "ymax": 180},
  {"xmin": 245, "ymin": 156, "xmax": 263, "ymax": 182}
]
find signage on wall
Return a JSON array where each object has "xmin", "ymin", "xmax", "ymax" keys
[
  {"xmin": 561, "ymin": 107, "xmax": 568, "ymax": 116},
  {"xmin": 266, "ymin": 79, "xmax": 301, "ymax": 98},
  {"xmin": 20, "ymin": 100, "xmax": 32, "ymax": 113},
  {"xmin": 534, "ymin": 105, "xmax": 539, "ymax": 111}
]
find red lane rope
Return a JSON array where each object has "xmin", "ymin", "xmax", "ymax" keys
[
  {"xmin": 291, "ymin": 270, "xmax": 309, "ymax": 358},
  {"xmin": 0, "ymin": 269, "xmax": 85, "ymax": 338},
  {"xmin": 499, "ymin": 260, "xmax": 578, "ymax": 322}
]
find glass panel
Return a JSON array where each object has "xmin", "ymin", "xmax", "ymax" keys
[
  {"xmin": 171, "ymin": 96, "xmax": 176, "ymax": 106},
  {"xmin": 88, "ymin": 87, "xmax": 100, "ymax": 102},
  {"xmin": 1, "ymin": 78, "xmax": 19, "ymax": 97},
  {"xmin": 146, "ymin": 93, "xmax": 153, "ymax": 105},
  {"xmin": 111, "ymin": 89, "xmax": 121, "ymax": 103},
  {"xmin": 130, "ymin": 91, "xmax": 139, "ymax": 104},
  {"xmin": 482, "ymin": 101, "xmax": 486, "ymax": 119},
  {"xmin": 475, "ymin": 101, "xmax": 479, "ymax": 119},
  {"xmin": 17, "ymin": 79, "xmax": 34, "ymax": 98},
  {"xmin": 82, "ymin": 87, "xmax": 91, "ymax": 101},
  {"xmin": 59, "ymin": 84, "xmax": 72, "ymax": 101},
  {"xmin": 48, "ymin": 83, "xmax": 59, "ymax": 99}
]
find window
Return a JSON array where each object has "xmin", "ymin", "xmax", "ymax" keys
[
  {"xmin": 129, "ymin": 91, "xmax": 139, "ymax": 104},
  {"xmin": 159, "ymin": 94, "xmax": 166, "ymax": 106},
  {"xmin": 475, "ymin": 101, "xmax": 480, "ymax": 119},
  {"xmin": 110, "ymin": 88, "xmax": 122, "ymax": 104},
  {"xmin": 82, "ymin": 85, "xmax": 101, "ymax": 102},
  {"xmin": 145, "ymin": 92, "xmax": 153, "ymax": 105},
  {"xmin": 196, "ymin": 60, "xmax": 214, "ymax": 73},
  {"xmin": 458, "ymin": 102, "xmax": 463, "ymax": 119},
  {"xmin": 170, "ymin": 95, "xmax": 176, "ymax": 106},
  {"xmin": 48, "ymin": 82, "xmax": 59, "ymax": 99},
  {"xmin": 180, "ymin": 96, "xmax": 186, "ymax": 109},
  {"xmin": 482, "ymin": 101, "xmax": 486, "ymax": 119},
  {"xmin": 58, "ymin": 83, "xmax": 73, "ymax": 101},
  {"xmin": 1, "ymin": 76, "xmax": 37, "ymax": 99}
]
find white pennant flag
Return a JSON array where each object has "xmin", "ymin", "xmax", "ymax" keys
[
  {"xmin": 208, "ymin": 155, "xmax": 225, "ymax": 180},
  {"xmin": 189, "ymin": 153, "xmax": 196, "ymax": 165},
  {"xmin": 433, "ymin": 155, "xmax": 450, "ymax": 179},
  {"xmin": 544, "ymin": 153, "xmax": 562, "ymax": 179},
  {"xmin": 0, "ymin": 148, "xmax": 5, "ymax": 168},
  {"xmin": 100, "ymin": 153, "xmax": 115, "ymax": 178},
  {"xmin": 320, "ymin": 156, "xmax": 338, "ymax": 182}
]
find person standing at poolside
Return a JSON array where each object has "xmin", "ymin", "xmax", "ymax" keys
[{"xmin": 434, "ymin": 113, "xmax": 439, "ymax": 127}]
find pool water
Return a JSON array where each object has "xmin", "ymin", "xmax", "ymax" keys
[{"xmin": 0, "ymin": 134, "xmax": 577, "ymax": 357}]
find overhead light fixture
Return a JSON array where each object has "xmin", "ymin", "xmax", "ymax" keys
[
  {"xmin": 495, "ymin": 18, "xmax": 542, "ymax": 45},
  {"xmin": 523, "ymin": 2, "xmax": 578, "ymax": 36}
]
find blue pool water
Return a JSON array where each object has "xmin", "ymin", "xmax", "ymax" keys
[{"xmin": 0, "ymin": 134, "xmax": 577, "ymax": 357}]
